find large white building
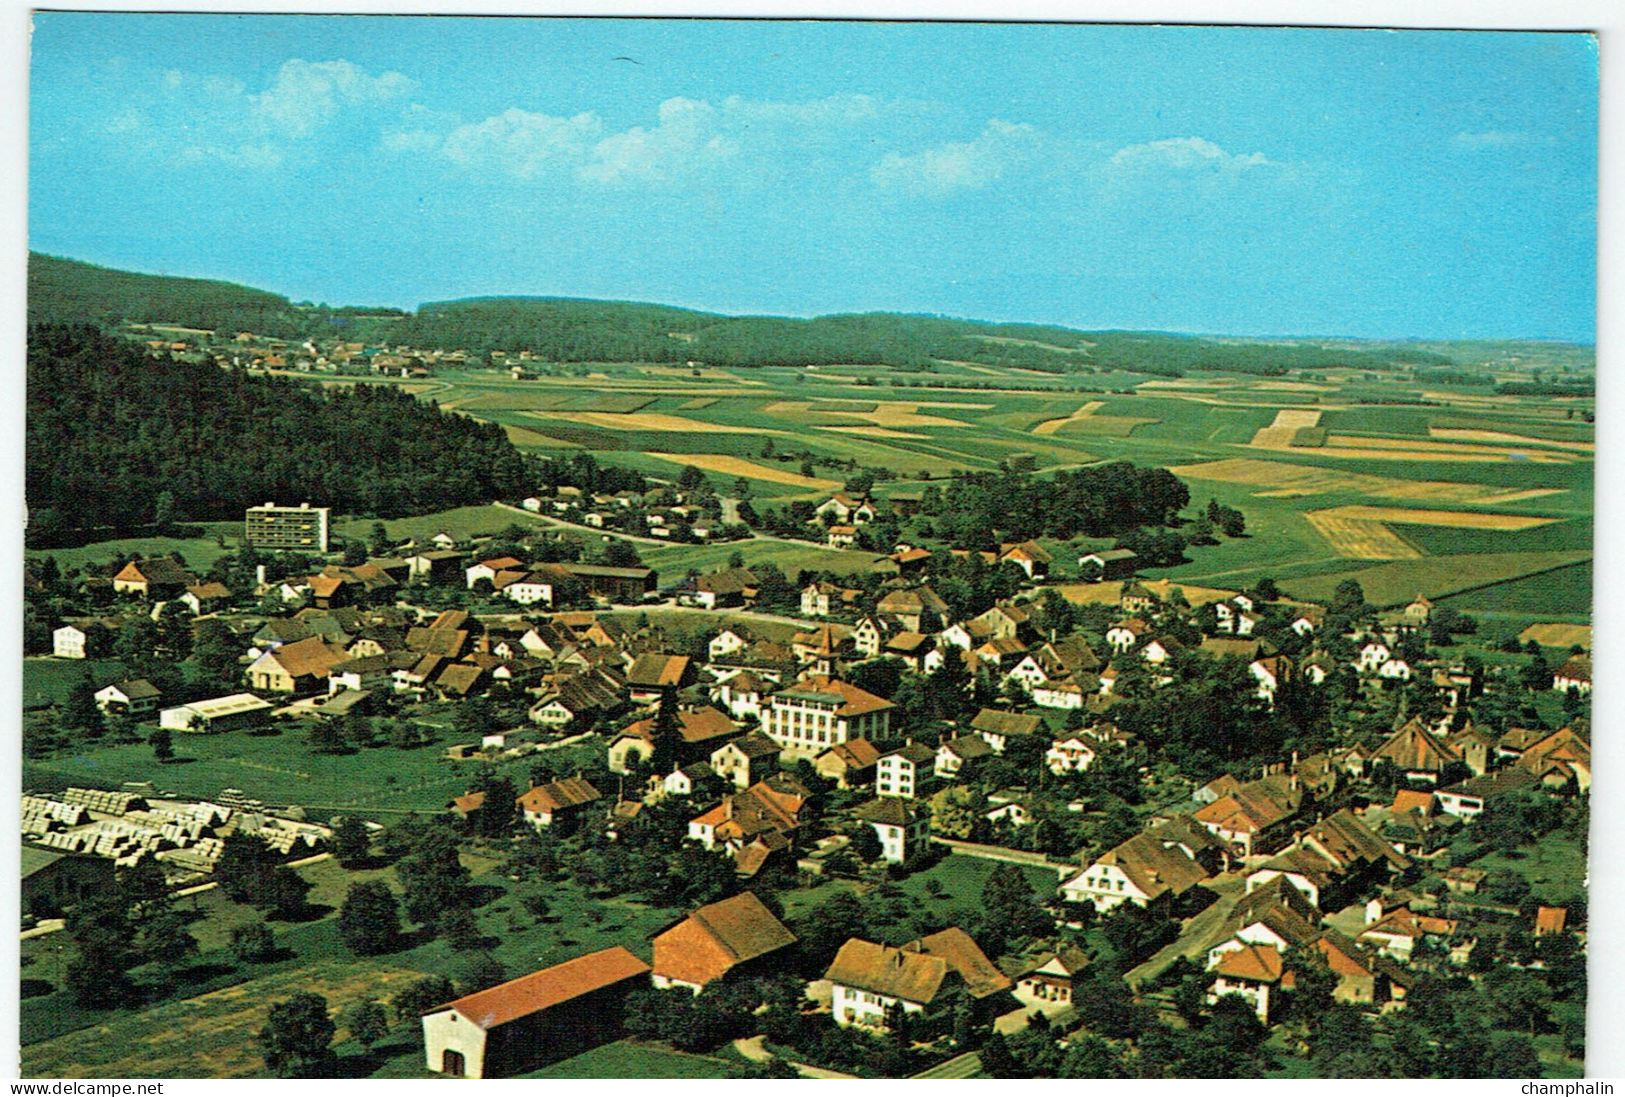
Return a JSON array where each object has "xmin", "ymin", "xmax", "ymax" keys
[
  {"xmin": 760, "ymin": 676, "xmax": 893, "ymax": 761},
  {"xmin": 244, "ymin": 502, "xmax": 330, "ymax": 553}
]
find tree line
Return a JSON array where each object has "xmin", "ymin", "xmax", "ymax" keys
[{"xmin": 25, "ymin": 324, "xmax": 613, "ymax": 544}]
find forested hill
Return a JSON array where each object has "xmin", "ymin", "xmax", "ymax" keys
[
  {"xmin": 27, "ymin": 254, "xmax": 405, "ymax": 341},
  {"xmin": 392, "ymin": 299, "xmax": 1456, "ymax": 375},
  {"xmin": 30, "ymin": 252, "xmax": 1458, "ymax": 375},
  {"xmin": 25, "ymin": 324, "xmax": 536, "ymax": 544}
]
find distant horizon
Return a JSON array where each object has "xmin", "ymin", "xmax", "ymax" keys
[
  {"xmin": 28, "ymin": 16, "xmax": 1597, "ymax": 344},
  {"xmin": 30, "ymin": 250, "xmax": 1598, "ymax": 349}
]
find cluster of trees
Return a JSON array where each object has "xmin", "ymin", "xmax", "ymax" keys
[
  {"xmin": 26, "ymin": 325, "xmax": 541, "ymax": 543},
  {"xmin": 919, "ymin": 463, "xmax": 1190, "ymax": 547}
]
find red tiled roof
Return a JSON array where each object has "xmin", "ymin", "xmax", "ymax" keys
[{"xmin": 436, "ymin": 946, "xmax": 650, "ymax": 1029}]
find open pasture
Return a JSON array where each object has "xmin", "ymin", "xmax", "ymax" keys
[
  {"xmin": 643, "ymin": 452, "xmax": 842, "ymax": 491},
  {"xmin": 1303, "ymin": 511, "xmax": 1420, "ymax": 560},
  {"xmin": 1428, "ymin": 427, "xmax": 1594, "ymax": 453},
  {"xmin": 1279, "ymin": 550, "xmax": 1590, "ymax": 608},
  {"xmin": 1249, "ymin": 408, "xmax": 1323, "ymax": 447},
  {"xmin": 1519, "ymin": 622, "xmax": 1592, "ymax": 649},
  {"xmin": 24, "ymin": 961, "xmax": 433, "ymax": 1078},
  {"xmin": 1169, "ymin": 457, "xmax": 1566, "ymax": 506}
]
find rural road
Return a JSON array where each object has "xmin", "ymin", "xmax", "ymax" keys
[{"xmin": 732, "ymin": 1036, "xmax": 859, "ymax": 1080}]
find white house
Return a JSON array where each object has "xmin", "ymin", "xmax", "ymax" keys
[
  {"xmin": 760, "ymin": 677, "xmax": 894, "ymax": 762},
  {"xmin": 504, "ymin": 570, "xmax": 559, "ymax": 607},
  {"xmin": 876, "ymin": 741, "xmax": 936, "ymax": 799},
  {"xmin": 1357, "ymin": 642, "xmax": 1391, "ymax": 673},
  {"xmin": 1045, "ymin": 736, "xmax": 1097, "ymax": 775},
  {"xmin": 94, "ymin": 679, "xmax": 161, "ymax": 716},
  {"xmin": 52, "ymin": 624, "xmax": 89, "ymax": 659},
  {"xmin": 855, "ymin": 797, "xmax": 931, "ymax": 864},
  {"xmin": 1378, "ymin": 658, "xmax": 1413, "ymax": 681},
  {"xmin": 708, "ymin": 627, "xmax": 750, "ymax": 661}
]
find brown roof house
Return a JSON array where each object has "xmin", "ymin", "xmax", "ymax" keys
[
  {"xmin": 420, "ymin": 946, "xmax": 650, "ymax": 1078},
  {"xmin": 516, "ymin": 777, "xmax": 602, "ymax": 833},
  {"xmin": 650, "ymin": 891, "xmax": 797, "ymax": 993},
  {"xmin": 823, "ymin": 928, "xmax": 1011, "ymax": 1030},
  {"xmin": 112, "ymin": 557, "xmax": 196, "ymax": 598}
]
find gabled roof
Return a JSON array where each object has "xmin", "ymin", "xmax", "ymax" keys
[
  {"xmin": 1302, "ymin": 808, "xmax": 1410, "ymax": 872},
  {"xmin": 260, "ymin": 634, "xmax": 349, "ymax": 679},
  {"xmin": 1375, "ymin": 718, "xmax": 1462, "ymax": 772},
  {"xmin": 1214, "ymin": 943, "xmax": 1284, "ymax": 984},
  {"xmin": 882, "ymin": 740, "xmax": 938, "ymax": 766},
  {"xmin": 653, "ymin": 891, "xmax": 797, "ymax": 986},
  {"xmin": 823, "ymin": 927, "xmax": 1007, "ymax": 1004},
  {"xmin": 718, "ymin": 731, "xmax": 780, "ymax": 760},
  {"xmin": 821, "ymin": 738, "xmax": 882, "ymax": 769},
  {"xmin": 941, "ymin": 734, "xmax": 994, "ymax": 762},
  {"xmin": 1094, "ymin": 829, "xmax": 1210, "ymax": 901},
  {"xmin": 115, "ymin": 557, "xmax": 195, "ymax": 586},
  {"xmin": 696, "ymin": 567, "xmax": 758, "ymax": 595},
  {"xmin": 620, "ymin": 706, "xmax": 739, "ymax": 746},
  {"xmin": 914, "ymin": 927, "xmax": 1013, "ymax": 998},
  {"xmin": 434, "ymin": 946, "xmax": 650, "ymax": 1029},
  {"xmin": 971, "ymin": 709, "xmax": 1043, "ymax": 737},
  {"xmin": 627, "ymin": 653, "xmax": 691, "ymax": 689},
  {"xmin": 517, "ymin": 776, "xmax": 602, "ymax": 815},
  {"xmin": 773, "ymin": 676, "xmax": 893, "ymax": 718},
  {"xmin": 855, "ymin": 797, "xmax": 927, "ymax": 827}
]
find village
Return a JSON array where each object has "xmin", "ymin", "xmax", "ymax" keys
[{"xmin": 20, "ymin": 481, "xmax": 1592, "ymax": 1079}]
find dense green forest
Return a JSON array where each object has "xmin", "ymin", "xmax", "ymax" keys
[
  {"xmin": 395, "ymin": 298, "xmax": 1459, "ymax": 375},
  {"xmin": 24, "ymin": 325, "xmax": 640, "ymax": 545},
  {"xmin": 28, "ymin": 254, "xmax": 404, "ymax": 342},
  {"xmin": 30, "ymin": 253, "xmax": 1460, "ymax": 375}
]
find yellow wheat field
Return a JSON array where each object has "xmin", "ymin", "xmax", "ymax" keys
[
  {"xmin": 1322, "ymin": 435, "xmax": 1581, "ymax": 463},
  {"xmin": 1169, "ymin": 457, "xmax": 1566, "ymax": 506},
  {"xmin": 1033, "ymin": 401, "xmax": 1106, "ymax": 435},
  {"xmin": 1428, "ymin": 428, "xmax": 1594, "ymax": 453},
  {"xmin": 532, "ymin": 410, "xmax": 783, "ymax": 434},
  {"xmin": 645, "ymin": 452, "xmax": 842, "ymax": 490},
  {"xmin": 763, "ymin": 399, "xmax": 975, "ymax": 429},
  {"xmin": 1316, "ymin": 505, "xmax": 1558, "ymax": 531},
  {"xmin": 819, "ymin": 425, "xmax": 929, "ymax": 439},
  {"xmin": 1519, "ymin": 623, "xmax": 1592, "ymax": 649},
  {"xmin": 1249, "ymin": 408, "xmax": 1325, "ymax": 447},
  {"xmin": 1305, "ymin": 513, "xmax": 1421, "ymax": 560}
]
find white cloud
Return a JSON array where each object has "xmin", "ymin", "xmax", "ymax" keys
[
  {"xmin": 869, "ymin": 119, "xmax": 1040, "ymax": 196},
  {"xmin": 1108, "ymin": 136, "xmax": 1272, "ymax": 173},
  {"xmin": 440, "ymin": 108, "xmax": 603, "ymax": 180},
  {"xmin": 401, "ymin": 91, "xmax": 895, "ymax": 186},
  {"xmin": 120, "ymin": 59, "xmax": 410, "ymax": 167},
  {"xmin": 579, "ymin": 97, "xmax": 737, "ymax": 185},
  {"xmin": 250, "ymin": 59, "xmax": 412, "ymax": 139}
]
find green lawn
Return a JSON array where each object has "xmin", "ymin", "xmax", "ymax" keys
[
  {"xmin": 1469, "ymin": 839, "xmax": 1588, "ymax": 907},
  {"xmin": 332, "ymin": 504, "xmax": 522, "ymax": 545},
  {"xmin": 23, "ymin": 657, "xmax": 131, "ymax": 708},
  {"xmin": 29, "ymin": 524, "xmax": 242, "ymax": 574},
  {"xmin": 520, "ymin": 1040, "xmax": 745, "ymax": 1078},
  {"xmin": 22, "ymin": 725, "xmax": 606, "ymax": 821}
]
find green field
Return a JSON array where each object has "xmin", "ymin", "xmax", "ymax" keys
[
  {"xmin": 640, "ymin": 537, "xmax": 886, "ymax": 580},
  {"xmin": 332, "ymin": 504, "xmax": 526, "ymax": 544},
  {"xmin": 27, "ymin": 523, "xmax": 242, "ymax": 573},
  {"xmin": 22, "ymin": 724, "xmax": 605, "ymax": 821},
  {"xmin": 21, "ymin": 852, "xmax": 690, "ymax": 1077},
  {"xmin": 522, "ymin": 1041, "xmax": 745, "ymax": 1079},
  {"xmin": 23, "ymin": 657, "xmax": 131, "ymax": 708}
]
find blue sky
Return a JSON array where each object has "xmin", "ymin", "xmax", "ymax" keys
[{"xmin": 28, "ymin": 15, "xmax": 1597, "ymax": 340}]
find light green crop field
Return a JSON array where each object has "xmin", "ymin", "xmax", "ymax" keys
[{"xmin": 245, "ymin": 354, "xmax": 1604, "ymax": 618}]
